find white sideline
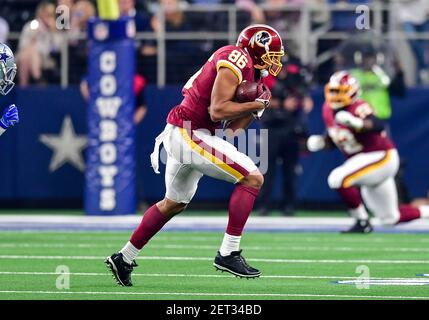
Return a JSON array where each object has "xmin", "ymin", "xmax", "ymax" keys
[
  {"xmin": 1, "ymin": 254, "xmax": 429, "ymax": 264},
  {"xmin": 0, "ymin": 290, "xmax": 428, "ymax": 299},
  {"xmin": 2, "ymin": 214, "xmax": 429, "ymax": 232}
]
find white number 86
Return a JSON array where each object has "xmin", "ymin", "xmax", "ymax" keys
[{"xmin": 228, "ymin": 50, "xmax": 248, "ymax": 69}]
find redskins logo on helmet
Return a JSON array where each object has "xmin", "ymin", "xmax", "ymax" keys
[
  {"xmin": 252, "ymin": 31, "xmax": 272, "ymax": 47},
  {"xmin": 324, "ymin": 71, "xmax": 361, "ymax": 110},
  {"xmin": 236, "ymin": 24, "xmax": 285, "ymax": 77}
]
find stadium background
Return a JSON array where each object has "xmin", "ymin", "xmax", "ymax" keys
[
  {"xmin": 0, "ymin": 0, "xmax": 428, "ymax": 210},
  {"xmin": 1, "ymin": 0, "xmax": 429, "ymax": 301}
]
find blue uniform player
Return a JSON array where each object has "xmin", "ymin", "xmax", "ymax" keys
[{"xmin": 0, "ymin": 43, "xmax": 19, "ymax": 136}]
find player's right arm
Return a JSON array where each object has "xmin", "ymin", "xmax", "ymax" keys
[
  {"xmin": 0, "ymin": 104, "xmax": 19, "ymax": 136},
  {"xmin": 209, "ymin": 67, "xmax": 267, "ymax": 122}
]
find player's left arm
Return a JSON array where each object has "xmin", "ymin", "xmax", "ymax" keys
[
  {"xmin": 335, "ymin": 103, "xmax": 386, "ymax": 132},
  {"xmin": 209, "ymin": 68, "xmax": 267, "ymax": 122},
  {"xmin": 223, "ymin": 113, "xmax": 254, "ymax": 137},
  {"xmin": 0, "ymin": 104, "xmax": 19, "ymax": 136}
]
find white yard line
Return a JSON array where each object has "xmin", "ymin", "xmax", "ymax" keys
[
  {"xmin": 0, "ymin": 290, "xmax": 428, "ymax": 299},
  {"xmin": 336, "ymin": 279, "xmax": 429, "ymax": 286},
  {"xmin": 2, "ymin": 242, "xmax": 429, "ymax": 253},
  {"xmin": 1, "ymin": 254, "xmax": 429, "ymax": 264},
  {"xmin": 0, "ymin": 271, "xmax": 351, "ymax": 279},
  {"xmin": 0, "ymin": 271, "xmax": 427, "ymax": 281}
]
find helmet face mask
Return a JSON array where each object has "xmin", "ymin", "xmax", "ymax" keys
[
  {"xmin": 261, "ymin": 50, "xmax": 283, "ymax": 76},
  {"xmin": 0, "ymin": 43, "xmax": 17, "ymax": 96},
  {"xmin": 325, "ymin": 71, "xmax": 360, "ymax": 110},
  {"xmin": 236, "ymin": 24, "xmax": 285, "ymax": 77}
]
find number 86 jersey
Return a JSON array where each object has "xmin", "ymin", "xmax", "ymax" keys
[
  {"xmin": 167, "ymin": 45, "xmax": 255, "ymax": 135},
  {"xmin": 322, "ymin": 99, "xmax": 394, "ymax": 157}
]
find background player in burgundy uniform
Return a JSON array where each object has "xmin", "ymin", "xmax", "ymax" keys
[
  {"xmin": 307, "ymin": 71, "xmax": 429, "ymax": 233},
  {"xmin": 106, "ymin": 25, "xmax": 284, "ymax": 286}
]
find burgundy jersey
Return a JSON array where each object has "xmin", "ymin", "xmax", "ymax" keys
[
  {"xmin": 167, "ymin": 45, "xmax": 255, "ymax": 134},
  {"xmin": 322, "ymin": 99, "xmax": 394, "ymax": 157}
]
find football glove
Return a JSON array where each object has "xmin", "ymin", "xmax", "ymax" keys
[
  {"xmin": 0, "ymin": 104, "xmax": 19, "ymax": 129},
  {"xmin": 335, "ymin": 110, "xmax": 364, "ymax": 130},
  {"xmin": 254, "ymin": 84, "xmax": 271, "ymax": 119},
  {"xmin": 306, "ymin": 135, "xmax": 326, "ymax": 152}
]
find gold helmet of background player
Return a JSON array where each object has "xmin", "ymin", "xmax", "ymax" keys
[{"xmin": 324, "ymin": 71, "xmax": 361, "ymax": 110}]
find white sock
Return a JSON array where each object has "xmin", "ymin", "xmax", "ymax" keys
[
  {"xmin": 419, "ymin": 205, "xmax": 429, "ymax": 218},
  {"xmin": 219, "ymin": 233, "xmax": 241, "ymax": 257},
  {"xmin": 349, "ymin": 204, "xmax": 369, "ymax": 220},
  {"xmin": 119, "ymin": 241, "xmax": 140, "ymax": 265}
]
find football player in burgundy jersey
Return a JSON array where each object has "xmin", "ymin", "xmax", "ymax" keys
[
  {"xmin": 106, "ymin": 25, "xmax": 285, "ymax": 286},
  {"xmin": 307, "ymin": 71, "xmax": 429, "ymax": 233}
]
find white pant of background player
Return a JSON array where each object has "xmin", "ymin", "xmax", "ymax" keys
[
  {"xmin": 151, "ymin": 124, "xmax": 258, "ymax": 203},
  {"xmin": 328, "ymin": 149, "xmax": 401, "ymax": 225}
]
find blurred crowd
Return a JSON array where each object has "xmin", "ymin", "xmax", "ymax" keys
[{"xmin": 0, "ymin": 0, "xmax": 428, "ymax": 86}]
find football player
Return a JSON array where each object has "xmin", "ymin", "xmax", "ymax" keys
[
  {"xmin": 106, "ymin": 25, "xmax": 284, "ymax": 286},
  {"xmin": 0, "ymin": 43, "xmax": 19, "ymax": 136},
  {"xmin": 307, "ymin": 71, "xmax": 429, "ymax": 233}
]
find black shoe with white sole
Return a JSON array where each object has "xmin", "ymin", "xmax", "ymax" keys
[
  {"xmin": 213, "ymin": 250, "xmax": 261, "ymax": 278},
  {"xmin": 105, "ymin": 252, "xmax": 137, "ymax": 287},
  {"xmin": 341, "ymin": 219, "xmax": 373, "ymax": 234}
]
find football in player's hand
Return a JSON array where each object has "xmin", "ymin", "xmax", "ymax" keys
[{"xmin": 235, "ymin": 80, "xmax": 260, "ymax": 103}]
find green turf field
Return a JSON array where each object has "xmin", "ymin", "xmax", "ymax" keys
[{"xmin": 1, "ymin": 231, "xmax": 429, "ymax": 300}]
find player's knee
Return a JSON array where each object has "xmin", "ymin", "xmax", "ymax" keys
[
  {"xmin": 379, "ymin": 212, "xmax": 400, "ymax": 226},
  {"xmin": 157, "ymin": 198, "xmax": 187, "ymax": 218},
  {"xmin": 379, "ymin": 216, "xmax": 399, "ymax": 227},
  {"xmin": 327, "ymin": 170, "xmax": 343, "ymax": 190},
  {"xmin": 241, "ymin": 170, "xmax": 264, "ymax": 189}
]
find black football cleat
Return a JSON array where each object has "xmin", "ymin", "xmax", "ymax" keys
[
  {"xmin": 105, "ymin": 252, "xmax": 138, "ymax": 287},
  {"xmin": 341, "ymin": 219, "xmax": 373, "ymax": 234},
  {"xmin": 213, "ymin": 250, "xmax": 261, "ymax": 278}
]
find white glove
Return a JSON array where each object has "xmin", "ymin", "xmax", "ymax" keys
[
  {"xmin": 335, "ymin": 111, "xmax": 364, "ymax": 130},
  {"xmin": 306, "ymin": 135, "xmax": 326, "ymax": 152},
  {"xmin": 252, "ymin": 109, "xmax": 265, "ymax": 119}
]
